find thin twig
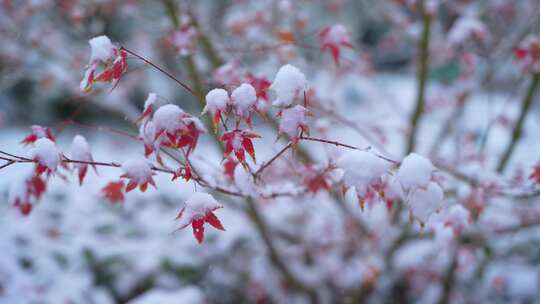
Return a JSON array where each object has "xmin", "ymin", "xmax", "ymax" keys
[
  {"xmin": 254, "ymin": 143, "xmax": 292, "ymax": 178},
  {"xmin": 0, "ymin": 160, "xmax": 15, "ymax": 170},
  {"xmin": 300, "ymin": 135, "xmax": 398, "ymax": 164},
  {"xmin": 121, "ymin": 46, "xmax": 195, "ymax": 96}
]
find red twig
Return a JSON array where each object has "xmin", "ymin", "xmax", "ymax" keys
[
  {"xmin": 0, "ymin": 149, "xmax": 299, "ymax": 200},
  {"xmin": 299, "ymin": 135, "xmax": 399, "ymax": 164},
  {"xmin": 254, "ymin": 143, "xmax": 292, "ymax": 178},
  {"xmin": 121, "ymin": 46, "xmax": 195, "ymax": 96}
]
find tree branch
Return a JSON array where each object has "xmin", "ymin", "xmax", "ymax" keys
[
  {"xmin": 406, "ymin": 8, "xmax": 431, "ymax": 154},
  {"xmin": 497, "ymin": 72, "xmax": 540, "ymax": 172}
]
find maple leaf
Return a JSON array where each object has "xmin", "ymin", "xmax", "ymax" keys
[
  {"xmin": 21, "ymin": 125, "xmax": 56, "ymax": 145},
  {"xmin": 14, "ymin": 198, "xmax": 33, "ymax": 216},
  {"xmin": 223, "ymin": 157, "xmax": 239, "ymax": 181},
  {"xmin": 529, "ymin": 165, "xmax": 540, "ymax": 184},
  {"xmin": 80, "ymin": 37, "xmax": 128, "ymax": 93},
  {"xmin": 319, "ymin": 24, "xmax": 353, "ymax": 66},
  {"xmin": 121, "ymin": 158, "xmax": 157, "ymax": 192},
  {"xmin": 102, "ymin": 181, "xmax": 125, "ymax": 204},
  {"xmin": 172, "ymin": 165, "xmax": 192, "ymax": 182},
  {"xmin": 278, "ymin": 105, "xmax": 310, "ymax": 144},
  {"xmin": 221, "ymin": 129, "xmax": 260, "ymax": 163},
  {"xmin": 175, "ymin": 193, "xmax": 225, "ymax": 244},
  {"xmin": 246, "ymin": 73, "xmax": 271, "ymax": 102},
  {"xmin": 152, "ymin": 105, "xmax": 207, "ymax": 154},
  {"xmin": 28, "ymin": 175, "xmax": 47, "ymax": 199},
  {"xmin": 303, "ymin": 164, "xmax": 331, "ymax": 194}
]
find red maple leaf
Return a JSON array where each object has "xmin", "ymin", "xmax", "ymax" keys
[
  {"xmin": 175, "ymin": 193, "xmax": 225, "ymax": 244},
  {"xmin": 221, "ymin": 129, "xmax": 260, "ymax": 163},
  {"xmin": 172, "ymin": 165, "xmax": 192, "ymax": 182},
  {"xmin": 28, "ymin": 175, "xmax": 47, "ymax": 199},
  {"xmin": 102, "ymin": 181, "xmax": 125, "ymax": 204},
  {"xmin": 21, "ymin": 126, "xmax": 56, "ymax": 145},
  {"xmin": 319, "ymin": 25, "xmax": 353, "ymax": 66},
  {"xmin": 14, "ymin": 198, "xmax": 33, "ymax": 216},
  {"xmin": 246, "ymin": 73, "xmax": 271, "ymax": 102},
  {"xmin": 223, "ymin": 157, "xmax": 238, "ymax": 181},
  {"xmin": 94, "ymin": 48, "xmax": 128, "ymax": 83},
  {"xmin": 529, "ymin": 165, "xmax": 540, "ymax": 184},
  {"xmin": 187, "ymin": 212, "xmax": 225, "ymax": 243}
]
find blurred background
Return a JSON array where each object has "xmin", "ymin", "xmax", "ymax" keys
[{"xmin": 1, "ymin": 0, "xmax": 540, "ymax": 303}]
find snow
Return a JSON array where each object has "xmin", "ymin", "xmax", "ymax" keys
[
  {"xmin": 127, "ymin": 286, "xmax": 204, "ymax": 304},
  {"xmin": 88, "ymin": 35, "xmax": 115, "ymax": 63},
  {"xmin": 30, "ymin": 138, "xmax": 61, "ymax": 171},
  {"xmin": 444, "ymin": 204, "xmax": 470, "ymax": 232},
  {"xmin": 79, "ymin": 66, "xmax": 95, "ymax": 91},
  {"xmin": 121, "ymin": 158, "xmax": 153, "ymax": 183},
  {"xmin": 153, "ymin": 104, "xmax": 186, "ymax": 134},
  {"xmin": 177, "ymin": 192, "xmax": 222, "ymax": 228},
  {"xmin": 270, "ymin": 64, "xmax": 307, "ymax": 107},
  {"xmin": 140, "ymin": 121, "xmax": 156, "ymax": 144},
  {"xmin": 203, "ymin": 88, "xmax": 229, "ymax": 115},
  {"xmin": 183, "ymin": 116, "xmax": 207, "ymax": 133},
  {"xmin": 234, "ymin": 164, "xmax": 255, "ymax": 194},
  {"xmin": 30, "ymin": 125, "xmax": 50, "ymax": 139},
  {"xmin": 397, "ymin": 153, "xmax": 435, "ymax": 191},
  {"xmin": 407, "ymin": 181, "xmax": 444, "ymax": 224},
  {"xmin": 278, "ymin": 105, "xmax": 308, "ymax": 142},
  {"xmin": 485, "ymin": 263, "xmax": 540, "ymax": 299},
  {"xmin": 321, "ymin": 24, "xmax": 351, "ymax": 45},
  {"xmin": 143, "ymin": 92, "xmax": 157, "ymax": 111},
  {"xmin": 337, "ymin": 150, "xmax": 390, "ymax": 196},
  {"xmin": 71, "ymin": 135, "xmax": 92, "ymax": 163},
  {"xmin": 231, "ymin": 83, "xmax": 257, "ymax": 118},
  {"xmin": 171, "ymin": 26, "xmax": 197, "ymax": 56},
  {"xmin": 8, "ymin": 173, "xmax": 30, "ymax": 205},
  {"xmin": 448, "ymin": 16, "xmax": 486, "ymax": 45}
]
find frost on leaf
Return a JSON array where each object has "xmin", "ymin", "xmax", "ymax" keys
[
  {"xmin": 141, "ymin": 92, "xmax": 157, "ymax": 121},
  {"xmin": 221, "ymin": 129, "xmax": 260, "ymax": 164},
  {"xmin": 71, "ymin": 135, "xmax": 95, "ymax": 185},
  {"xmin": 139, "ymin": 121, "xmax": 159, "ymax": 159},
  {"xmin": 175, "ymin": 192, "xmax": 225, "ymax": 244},
  {"xmin": 30, "ymin": 138, "xmax": 61, "ymax": 175},
  {"xmin": 222, "ymin": 157, "xmax": 239, "ymax": 181},
  {"xmin": 102, "ymin": 180, "xmax": 125, "ymax": 204},
  {"xmin": 338, "ymin": 150, "xmax": 390, "ymax": 209},
  {"xmin": 407, "ymin": 182, "xmax": 444, "ymax": 225},
  {"xmin": 278, "ymin": 105, "xmax": 309, "ymax": 144},
  {"xmin": 319, "ymin": 24, "xmax": 353, "ymax": 65},
  {"xmin": 172, "ymin": 165, "xmax": 192, "ymax": 182},
  {"xmin": 21, "ymin": 125, "xmax": 56, "ymax": 145},
  {"xmin": 270, "ymin": 64, "xmax": 307, "ymax": 107},
  {"xmin": 121, "ymin": 158, "xmax": 156, "ymax": 192},
  {"xmin": 152, "ymin": 104, "xmax": 206, "ymax": 153},
  {"xmin": 231, "ymin": 83, "xmax": 257, "ymax": 127},
  {"xmin": 397, "ymin": 153, "xmax": 435, "ymax": 192},
  {"xmin": 80, "ymin": 35, "xmax": 128, "ymax": 92},
  {"xmin": 203, "ymin": 88, "xmax": 229, "ymax": 131},
  {"xmin": 246, "ymin": 73, "xmax": 271, "ymax": 102}
]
